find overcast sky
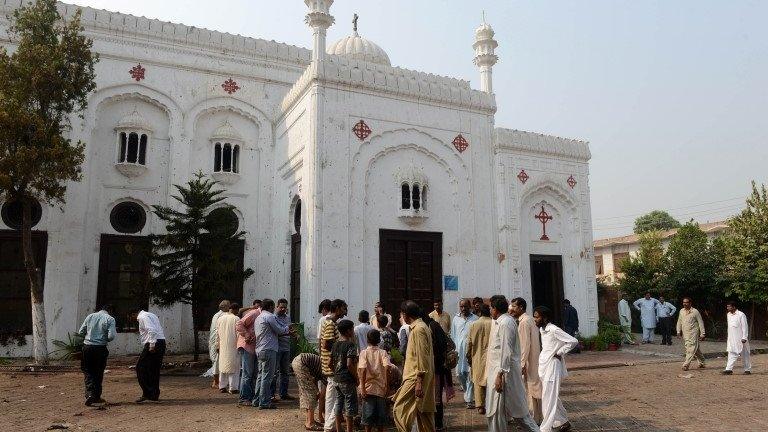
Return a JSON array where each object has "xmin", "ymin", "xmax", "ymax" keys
[{"xmin": 70, "ymin": 0, "xmax": 768, "ymax": 237}]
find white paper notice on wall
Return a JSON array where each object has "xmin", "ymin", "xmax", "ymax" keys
[{"xmin": 443, "ymin": 275, "xmax": 458, "ymax": 291}]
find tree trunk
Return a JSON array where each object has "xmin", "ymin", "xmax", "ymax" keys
[
  {"xmin": 192, "ymin": 300, "xmax": 200, "ymax": 362},
  {"xmin": 749, "ymin": 302, "xmax": 756, "ymax": 340},
  {"xmin": 22, "ymin": 198, "xmax": 48, "ymax": 364}
]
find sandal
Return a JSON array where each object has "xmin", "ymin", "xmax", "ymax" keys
[{"xmin": 305, "ymin": 426, "xmax": 323, "ymax": 431}]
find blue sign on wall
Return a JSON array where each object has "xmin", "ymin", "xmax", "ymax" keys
[{"xmin": 443, "ymin": 275, "xmax": 458, "ymax": 291}]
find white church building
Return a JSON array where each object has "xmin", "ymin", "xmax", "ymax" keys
[{"xmin": 0, "ymin": 0, "xmax": 597, "ymax": 356}]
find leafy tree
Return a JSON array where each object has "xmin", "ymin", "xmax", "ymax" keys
[
  {"xmin": 618, "ymin": 231, "xmax": 668, "ymax": 300},
  {"xmin": 666, "ymin": 221, "xmax": 724, "ymax": 333},
  {"xmin": 149, "ymin": 173, "xmax": 254, "ymax": 360},
  {"xmin": 0, "ymin": 0, "xmax": 97, "ymax": 364},
  {"xmin": 722, "ymin": 182, "xmax": 768, "ymax": 335},
  {"xmin": 634, "ymin": 210, "xmax": 681, "ymax": 234}
]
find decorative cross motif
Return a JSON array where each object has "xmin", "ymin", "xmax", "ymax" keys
[
  {"xmin": 353, "ymin": 120, "xmax": 371, "ymax": 141},
  {"xmin": 567, "ymin": 175, "xmax": 577, "ymax": 189},
  {"xmin": 453, "ymin": 134, "xmax": 469, "ymax": 153},
  {"xmin": 222, "ymin": 78, "xmax": 240, "ymax": 94},
  {"xmin": 129, "ymin": 64, "xmax": 145, "ymax": 82},
  {"xmin": 535, "ymin": 205, "xmax": 553, "ymax": 241},
  {"xmin": 517, "ymin": 169, "xmax": 529, "ymax": 184}
]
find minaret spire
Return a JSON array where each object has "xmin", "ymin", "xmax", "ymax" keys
[
  {"xmin": 473, "ymin": 16, "xmax": 499, "ymax": 94},
  {"xmin": 304, "ymin": 0, "xmax": 335, "ymax": 62},
  {"xmin": 353, "ymin": 13, "xmax": 358, "ymax": 32}
]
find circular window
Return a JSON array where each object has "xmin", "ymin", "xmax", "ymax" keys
[
  {"xmin": 110, "ymin": 202, "xmax": 147, "ymax": 234},
  {"xmin": 1, "ymin": 199, "xmax": 43, "ymax": 230},
  {"xmin": 207, "ymin": 207, "xmax": 239, "ymax": 237}
]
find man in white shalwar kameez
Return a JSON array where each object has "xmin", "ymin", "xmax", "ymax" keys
[
  {"xmin": 450, "ymin": 299, "xmax": 478, "ymax": 409},
  {"xmin": 722, "ymin": 301, "xmax": 751, "ymax": 375},
  {"xmin": 534, "ymin": 306, "xmax": 577, "ymax": 432},
  {"xmin": 617, "ymin": 296, "xmax": 635, "ymax": 344},
  {"xmin": 215, "ymin": 304, "xmax": 241, "ymax": 392},
  {"xmin": 633, "ymin": 293, "xmax": 660, "ymax": 343},
  {"xmin": 207, "ymin": 300, "xmax": 230, "ymax": 387},
  {"xmin": 485, "ymin": 296, "xmax": 540, "ymax": 432}
]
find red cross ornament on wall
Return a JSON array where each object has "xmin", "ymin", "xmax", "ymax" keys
[
  {"xmin": 452, "ymin": 134, "xmax": 469, "ymax": 153},
  {"xmin": 129, "ymin": 64, "xmax": 145, "ymax": 82},
  {"xmin": 517, "ymin": 169, "xmax": 529, "ymax": 184},
  {"xmin": 352, "ymin": 120, "xmax": 372, "ymax": 141},
  {"xmin": 222, "ymin": 78, "xmax": 240, "ymax": 94},
  {"xmin": 535, "ymin": 205, "xmax": 553, "ymax": 241},
  {"xmin": 567, "ymin": 175, "xmax": 577, "ymax": 189}
]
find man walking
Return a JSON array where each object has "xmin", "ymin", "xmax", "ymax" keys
[
  {"xmin": 450, "ymin": 299, "xmax": 478, "ymax": 409},
  {"xmin": 655, "ymin": 296, "xmax": 677, "ymax": 346},
  {"xmin": 676, "ymin": 297, "xmax": 706, "ymax": 371},
  {"xmin": 634, "ymin": 293, "xmax": 660, "ymax": 344},
  {"xmin": 467, "ymin": 304, "xmax": 492, "ymax": 414},
  {"xmin": 722, "ymin": 301, "xmax": 751, "ymax": 375},
  {"xmin": 135, "ymin": 309, "xmax": 166, "ymax": 403},
  {"xmin": 392, "ymin": 300, "xmax": 436, "ymax": 432},
  {"xmin": 429, "ymin": 301, "xmax": 452, "ymax": 335},
  {"xmin": 208, "ymin": 299, "xmax": 230, "ymax": 389},
  {"xmin": 535, "ymin": 306, "xmax": 578, "ymax": 432},
  {"xmin": 510, "ymin": 297, "xmax": 543, "ymax": 424},
  {"xmin": 253, "ymin": 298, "xmax": 292, "ymax": 409},
  {"xmin": 617, "ymin": 295, "xmax": 635, "ymax": 344},
  {"xmin": 322, "ymin": 299, "xmax": 344, "ymax": 431},
  {"xmin": 235, "ymin": 300, "xmax": 261, "ymax": 405},
  {"xmin": 354, "ymin": 310, "xmax": 374, "ymax": 351},
  {"xmin": 77, "ymin": 304, "xmax": 116, "ymax": 406},
  {"xmin": 485, "ymin": 296, "xmax": 540, "ymax": 432}
]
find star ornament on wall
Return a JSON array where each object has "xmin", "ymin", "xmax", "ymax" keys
[{"xmin": 353, "ymin": 120, "xmax": 372, "ymax": 141}]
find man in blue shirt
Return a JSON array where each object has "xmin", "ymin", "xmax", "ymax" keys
[
  {"xmin": 77, "ymin": 304, "xmax": 117, "ymax": 406},
  {"xmin": 252, "ymin": 298, "xmax": 293, "ymax": 409},
  {"xmin": 655, "ymin": 296, "xmax": 677, "ymax": 346},
  {"xmin": 271, "ymin": 298, "xmax": 295, "ymax": 401}
]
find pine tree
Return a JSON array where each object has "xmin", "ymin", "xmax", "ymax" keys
[
  {"xmin": 149, "ymin": 172, "xmax": 253, "ymax": 360},
  {"xmin": 0, "ymin": 0, "xmax": 97, "ymax": 364}
]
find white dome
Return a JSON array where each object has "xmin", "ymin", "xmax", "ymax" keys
[
  {"xmin": 115, "ymin": 108, "xmax": 152, "ymax": 131},
  {"xmin": 327, "ymin": 31, "xmax": 391, "ymax": 66}
]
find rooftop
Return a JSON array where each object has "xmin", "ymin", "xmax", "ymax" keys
[{"xmin": 593, "ymin": 220, "xmax": 729, "ymax": 249}]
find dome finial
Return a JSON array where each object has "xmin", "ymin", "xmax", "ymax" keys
[
  {"xmin": 353, "ymin": 13, "xmax": 358, "ymax": 32},
  {"xmin": 482, "ymin": 10, "xmax": 486, "ymax": 24}
]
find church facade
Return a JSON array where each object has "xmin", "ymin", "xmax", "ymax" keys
[{"xmin": 0, "ymin": 0, "xmax": 596, "ymax": 356}]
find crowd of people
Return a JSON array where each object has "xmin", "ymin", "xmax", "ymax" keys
[
  {"xmin": 618, "ymin": 293, "xmax": 752, "ymax": 373},
  {"xmin": 74, "ymin": 292, "xmax": 754, "ymax": 432}
]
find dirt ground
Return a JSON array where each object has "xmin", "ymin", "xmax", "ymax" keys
[{"xmin": 0, "ymin": 354, "xmax": 765, "ymax": 432}]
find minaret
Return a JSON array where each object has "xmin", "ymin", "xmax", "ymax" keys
[
  {"xmin": 304, "ymin": 0, "xmax": 335, "ymax": 62},
  {"xmin": 473, "ymin": 13, "xmax": 499, "ymax": 94}
]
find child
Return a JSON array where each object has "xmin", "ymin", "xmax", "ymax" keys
[
  {"xmin": 358, "ymin": 330, "xmax": 390, "ymax": 432},
  {"xmin": 331, "ymin": 319, "xmax": 358, "ymax": 432}
]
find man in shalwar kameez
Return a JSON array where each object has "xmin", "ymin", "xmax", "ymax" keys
[
  {"xmin": 392, "ymin": 301, "xmax": 435, "ymax": 432},
  {"xmin": 450, "ymin": 299, "xmax": 478, "ymax": 409},
  {"xmin": 675, "ymin": 297, "xmax": 706, "ymax": 371},
  {"xmin": 509, "ymin": 297, "xmax": 543, "ymax": 424},
  {"xmin": 208, "ymin": 300, "xmax": 230, "ymax": 388},
  {"xmin": 534, "ymin": 306, "xmax": 578, "ymax": 432},
  {"xmin": 633, "ymin": 293, "xmax": 660, "ymax": 344},
  {"xmin": 467, "ymin": 304, "xmax": 492, "ymax": 413},
  {"xmin": 722, "ymin": 301, "xmax": 751, "ymax": 375},
  {"xmin": 617, "ymin": 295, "xmax": 635, "ymax": 344},
  {"xmin": 485, "ymin": 296, "xmax": 540, "ymax": 432}
]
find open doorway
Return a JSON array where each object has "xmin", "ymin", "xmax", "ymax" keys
[{"xmin": 529, "ymin": 254, "xmax": 564, "ymax": 326}]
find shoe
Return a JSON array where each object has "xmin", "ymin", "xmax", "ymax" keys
[
  {"xmin": 281, "ymin": 394, "xmax": 296, "ymax": 401},
  {"xmin": 682, "ymin": 366, "xmax": 689, "ymax": 371},
  {"xmin": 466, "ymin": 403, "xmax": 474, "ymax": 409},
  {"xmin": 556, "ymin": 422, "xmax": 573, "ymax": 431},
  {"xmin": 744, "ymin": 371, "xmax": 751, "ymax": 375},
  {"xmin": 228, "ymin": 389, "xmax": 239, "ymax": 395},
  {"xmin": 85, "ymin": 398, "xmax": 95, "ymax": 407},
  {"xmin": 219, "ymin": 388, "xmax": 228, "ymax": 393},
  {"xmin": 95, "ymin": 398, "xmax": 106, "ymax": 404},
  {"xmin": 258, "ymin": 404, "xmax": 277, "ymax": 410},
  {"xmin": 237, "ymin": 400, "xmax": 252, "ymax": 407},
  {"xmin": 477, "ymin": 407, "xmax": 486, "ymax": 415},
  {"xmin": 135, "ymin": 396, "xmax": 148, "ymax": 403},
  {"xmin": 698, "ymin": 364, "xmax": 706, "ymax": 369},
  {"xmin": 721, "ymin": 370, "xmax": 733, "ymax": 375}
]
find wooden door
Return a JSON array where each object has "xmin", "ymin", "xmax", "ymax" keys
[
  {"xmin": 0, "ymin": 230, "xmax": 47, "ymax": 334},
  {"xmin": 379, "ymin": 229, "xmax": 442, "ymax": 325},
  {"xmin": 290, "ymin": 233, "xmax": 301, "ymax": 323},
  {"xmin": 96, "ymin": 234, "xmax": 150, "ymax": 332}
]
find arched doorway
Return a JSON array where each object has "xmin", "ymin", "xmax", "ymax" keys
[{"xmin": 289, "ymin": 199, "xmax": 301, "ymax": 324}]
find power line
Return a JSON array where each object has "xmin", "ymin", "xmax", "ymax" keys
[
  {"xmin": 592, "ymin": 196, "xmax": 746, "ymax": 221},
  {"xmin": 593, "ymin": 205, "xmax": 744, "ymax": 231}
]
